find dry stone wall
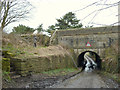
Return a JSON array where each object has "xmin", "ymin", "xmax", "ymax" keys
[{"xmin": 11, "ymin": 54, "xmax": 74, "ymax": 76}]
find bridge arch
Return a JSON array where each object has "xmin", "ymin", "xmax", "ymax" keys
[{"xmin": 77, "ymin": 51, "xmax": 102, "ymax": 70}]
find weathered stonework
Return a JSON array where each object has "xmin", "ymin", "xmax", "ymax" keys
[
  {"xmin": 11, "ymin": 54, "xmax": 74, "ymax": 76},
  {"xmin": 53, "ymin": 26, "xmax": 119, "ymax": 58}
]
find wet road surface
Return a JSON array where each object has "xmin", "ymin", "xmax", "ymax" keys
[{"xmin": 51, "ymin": 71, "xmax": 119, "ymax": 88}]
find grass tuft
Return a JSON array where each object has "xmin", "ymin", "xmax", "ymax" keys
[{"xmin": 41, "ymin": 68, "xmax": 78, "ymax": 76}]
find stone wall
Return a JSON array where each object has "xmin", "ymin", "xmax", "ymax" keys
[
  {"xmin": 56, "ymin": 26, "xmax": 118, "ymax": 36},
  {"xmin": 53, "ymin": 26, "xmax": 119, "ymax": 49},
  {"xmin": 58, "ymin": 33, "xmax": 118, "ymax": 49},
  {"xmin": 74, "ymin": 48, "xmax": 105, "ymax": 58},
  {"xmin": 11, "ymin": 54, "xmax": 75, "ymax": 76}
]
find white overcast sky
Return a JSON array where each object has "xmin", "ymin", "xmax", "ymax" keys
[{"xmin": 6, "ymin": 0, "xmax": 119, "ymax": 33}]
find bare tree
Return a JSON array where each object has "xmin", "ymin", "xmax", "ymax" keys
[{"xmin": 0, "ymin": 0, "xmax": 33, "ymax": 31}]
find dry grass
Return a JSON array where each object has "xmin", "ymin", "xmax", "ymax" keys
[
  {"xmin": 2, "ymin": 33, "xmax": 29, "ymax": 47},
  {"xmin": 16, "ymin": 45, "xmax": 69, "ymax": 58},
  {"xmin": 2, "ymin": 33, "xmax": 69, "ymax": 58}
]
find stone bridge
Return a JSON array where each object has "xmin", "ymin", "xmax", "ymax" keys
[{"xmin": 52, "ymin": 26, "xmax": 119, "ymax": 69}]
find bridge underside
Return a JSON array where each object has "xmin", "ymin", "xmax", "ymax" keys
[
  {"xmin": 77, "ymin": 51, "xmax": 102, "ymax": 70},
  {"xmin": 74, "ymin": 48, "xmax": 105, "ymax": 58}
]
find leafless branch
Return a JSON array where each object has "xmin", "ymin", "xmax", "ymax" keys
[{"xmin": 0, "ymin": 0, "xmax": 33, "ymax": 31}]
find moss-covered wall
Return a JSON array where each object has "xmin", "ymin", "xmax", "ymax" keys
[
  {"xmin": 2, "ymin": 50, "xmax": 13, "ymax": 72},
  {"xmin": 2, "ymin": 58, "xmax": 10, "ymax": 72},
  {"xmin": 2, "ymin": 50, "xmax": 14, "ymax": 81},
  {"xmin": 11, "ymin": 54, "xmax": 74, "ymax": 76}
]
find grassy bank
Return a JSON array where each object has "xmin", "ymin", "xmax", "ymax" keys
[
  {"xmin": 98, "ymin": 71, "xmax": 120, "ymax": 84},
  {"xmin": 41, "ymin": 68, "xmax": 78, "ymax": 76}
]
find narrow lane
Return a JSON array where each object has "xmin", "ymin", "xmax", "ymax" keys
[
  {"xmin": 51, "ymin": 72, "xmax": 108, "ymax": 88},
  {"xmin": 50, "ymin": 55, "xmax": 119, "ymax": 88}
]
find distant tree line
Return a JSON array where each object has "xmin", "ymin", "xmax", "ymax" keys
[
  {"xmin": 12, "ymin": 24, "xmax": 34, "ymax": 34},
  {"xmin": 12, "ymin": 24, "xmax": 44, "ymax": 34}
]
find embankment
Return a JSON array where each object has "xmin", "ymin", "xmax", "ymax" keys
[{"xmin": 2, "ymin": 45, "xmax": 76, "ymax": 76}]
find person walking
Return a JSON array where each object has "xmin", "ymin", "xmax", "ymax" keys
[{"xmin": 33, "ymin": 36, "xmax": 37, "ymax": 47}]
